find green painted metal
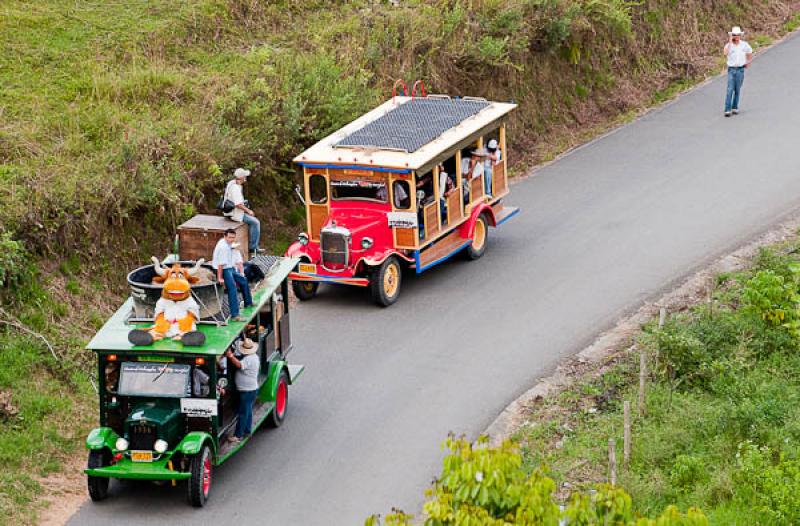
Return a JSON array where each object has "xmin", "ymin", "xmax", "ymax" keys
[
  {"xmin": 86, "ymin": 257, "xmax": 298, "ymax": 354},
  {"xmin": 86, "ymin": 427, "xmax": 119, "ymax": 451},
  {"xmin": 260, "ymin": 361, "xmax": 287, "ymax": 403},
  {"xmin": 216, "ymin": 401, "xmax": 275, "ymax": 464},
  {"xmin": 178, "ymin": 431, "xmax": 215, "ymax": 456},
  {"xmin": 84, "ymin": 457, "xmax": 191, "ymax": 481}
]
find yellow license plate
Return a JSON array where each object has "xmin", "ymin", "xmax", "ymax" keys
[
  {"xmin": 131, "ymin": 451, "xmax": 153, "ymax": 463},
  {"xmin": 298, "ymin": 263, "xmax": 317, "ymax": 274}
]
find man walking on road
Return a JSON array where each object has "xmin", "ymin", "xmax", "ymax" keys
[
  {"xmin": 724, "ymin": 26, "xmax": 753, "ymax": 117},
  {"xmin": 224, "ymin": 168, "xmax": 262, "ymax": 254}
]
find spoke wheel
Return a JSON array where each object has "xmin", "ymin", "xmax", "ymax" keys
[
  {"xmin": 466, "ymin": 213, "xmax": 489, "ymax": 260},
  {"xmin": 188, "ymin": 445, "xmax": 212, "ymax": 507},
  {"xmin": 370, "ymin": 257, "xmax": 402, "ymax": 307},
  {"xmin": 269, "ymin": 370, "xmax": 290, "ymax": 428}
]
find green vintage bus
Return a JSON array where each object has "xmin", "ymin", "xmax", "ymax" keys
[{"xmin": 84, "ymin": 256, "xmax": 303, "ymax": 507}]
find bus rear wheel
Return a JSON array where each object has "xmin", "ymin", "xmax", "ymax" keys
[
  {"xmin": 188, "ymin": 444, "xmax": 212, "ymax": 507},
  {"xmin": 87, "ymin": 450, "xmax": 111, "ymax": 501},
  {"xmin": 370, "ymin": 257, "xmax": 402, "ymax": 307},
  {"xmin": 269, "ymin": 370, "xmax": 290, "ymax": 428},
  {"xmin": 292, "ymin": 280, "xmax": 318, "ymax": 301},
  {"xmin": 466, "ymin": 213, "xmax": 489, "ymax": 260}
]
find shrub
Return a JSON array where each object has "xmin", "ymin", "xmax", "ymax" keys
[
  {"xmin": 734, "ymin": 442, "xmax": 800, "ymax": 524},
  {"xmin": 367, "ymin": 436, "xmax": 708, "ymax": 525},
  {"xmin": 0, "ymin": 231, "xmax": 28, "ymax": 290}
]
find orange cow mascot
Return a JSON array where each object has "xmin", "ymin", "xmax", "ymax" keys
[{"xmin": 128, "ymin": 258, "xmax": 206, "ymax": 347}]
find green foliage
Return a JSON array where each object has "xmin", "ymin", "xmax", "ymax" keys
[
  {"xmin": 0, "ymin": 231, "xmax": 28, "ymax": 289},
  {"xmin": 369, "ymin": 436, "xmax": 708, "ymax": 525},
  {"xmin": 734, "ymin": 442, "xmax": 800, "ymax": 524},
  {"xmin": 741, "ymin": 269, "xmax": 797, "ymax": 326}
]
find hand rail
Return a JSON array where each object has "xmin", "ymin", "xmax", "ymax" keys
[
  {"xmin": 392, "ymin": 79, "xmax": 407, "ymax": 104},
  {"xmin": 411, "ymin": 80, "xmax": 427, "ymax": 99}
]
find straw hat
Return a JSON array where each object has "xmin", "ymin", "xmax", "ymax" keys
[
  {"xmin": 239, "ymin": 338, "xmax": 257, "ymax": 355},
  {"xmin": 729, "ymin": 26, "xmax": 744, "ymax": 36},
  {"xmin": 471, "ymin": 147, "xmax": 490, "ymax": 157}
]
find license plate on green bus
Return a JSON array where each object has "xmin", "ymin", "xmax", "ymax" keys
[
  {"xmin": 131, "ymin": 451, "xmax": 153, "ymax": 463},
  {"xmin": 298, "ymin": 263, "xmax": 316, "ymax": 274}
]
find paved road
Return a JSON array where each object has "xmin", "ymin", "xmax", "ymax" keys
[{"xmin": 70, "ymin": 32, "xmax": 800, "ymax": 526}]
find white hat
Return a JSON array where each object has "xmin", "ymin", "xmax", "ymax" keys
[
  {"xmin": 729, "ymin": 26, "xmax": 744, "ymax": 36},
  {"xmin": 239, "ymin": 338, "xmax": 257, "ymax": 355},
  {"xmin": 234, "ymin": 168, "xmax": 251, "ymax": 179},
  {"xmin": 487, "ymin": 139, "xmax": 498, "ymax": 149}
]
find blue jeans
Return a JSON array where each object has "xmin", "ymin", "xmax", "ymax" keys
[
  {"xmin": 725, "ymin": 67, "xmax": 745, "ymax": 113},
  {"xmin": 484, "ymin": 163, "xmax": 493, "ymax": 196},
  {"xmin": 222, "ymin": 267, "xmax": 252, "ymax": 318},
  {"xmin": 242, "ymin": 214, "xmax": 260, "ymax": 252},
  {"xmin": 235, "ymin": 389, "xmax": 257, "ymax": 437}
]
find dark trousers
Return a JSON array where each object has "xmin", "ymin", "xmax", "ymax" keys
[
  {"xmin": 235, "ymin": 389, "xmax": 257, "ymax": 437},
  {"xmin": 222, "ymin": 267, "xmax": 252, "ymax": 317}
]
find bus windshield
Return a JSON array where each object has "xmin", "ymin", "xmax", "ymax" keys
[
  {"xmin": 331, "ymin": 180, "xmax": 388, "ymax": 203},
  {"xmin": 117, "ymin": 362, "xmax": 191, "ymax": 398}
]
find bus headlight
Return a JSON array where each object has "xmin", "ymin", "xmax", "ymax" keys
[
  {"xmin": 361, "ymin": 237, "xmax": 374, "ymax": 249},
  {"xmin": 298, "ymin": 233, "xmax": 309, "ymax": 246},
  {"xmin": 154, "ymin": 439, "xmax": 169, "ymax": 453},
  {"xmin": 115, "ymin": 438, "xmax": 129, "ymax": 451}
]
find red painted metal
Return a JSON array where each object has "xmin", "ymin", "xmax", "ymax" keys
[
  {"xmin": 202, "ymin": 455, "xmax": 211, "ymax": 497},
  {"xmin": 411, "ymin": 80, "xmax": 426, "ymax": 99},
  {"xmin": 276, "ymin": 380, "xmax": 287, "ymax": 417}
]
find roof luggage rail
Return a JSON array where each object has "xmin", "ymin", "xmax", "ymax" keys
[
  {"xmin": 392, "ymin": 79, "xmax": 407, "ymax": 104},
  {"xmin": 462, "ymin": 96, "xmax": 488, "ymax": 102},
  {"xmin": 411, "ymin": 80, "xmax": 426, "ymax": 99},
  {"xmin": 425, "ymin": 94, "xmax": 451, "ymax": 99}
]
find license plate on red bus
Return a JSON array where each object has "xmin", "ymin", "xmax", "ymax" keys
[
  {"xmin": 298, "ymin": 263, "xmax": 316, "ymax": 274},
  {"xmin": 131, "ymin": 451, "xmax": 153, "ymax": 463}
]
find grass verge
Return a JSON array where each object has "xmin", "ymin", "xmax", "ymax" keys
[{"xmin": 515, "ymin": 240, "xmax": 800, "ymax": 525}]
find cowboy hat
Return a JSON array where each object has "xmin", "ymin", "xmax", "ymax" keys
[
  {"xmin": 234, "ymin": 168, "xmax": 251, "ymax": 179},
  {"xmin": 729, "ymin": 26, "xmax": 744, "ymax": 36},
  {"xmin": 239, "ymin": 338, "xmax": 257, "ymax": 355},
  {"xmin": 471, "ymin": 147, "xmax": 490, "ymax": 157}
]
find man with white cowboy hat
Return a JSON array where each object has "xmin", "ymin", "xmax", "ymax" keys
[
  {"xmin": 225, "ymin": 338, "xmax": 260, "ymax": 442},
  {"xmin": 723, "ymin": 26, "xmax": 753, "ymax": 117},
  {"xmin": 223, "ymin": 168, "xmax": 262, "ymax": 254}
]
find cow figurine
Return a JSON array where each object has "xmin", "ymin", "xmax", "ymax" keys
[{"xmin": 128, "ymin": 258, "xmax": 206, "ymax": 347}]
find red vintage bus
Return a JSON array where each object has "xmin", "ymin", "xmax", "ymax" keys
[{"xmin": 286, "ymin": 93, "xmax": 519, "ymax": 306}]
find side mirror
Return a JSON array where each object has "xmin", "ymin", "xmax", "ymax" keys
[{"xmin": 217, "ymin": 377, "xmax": 228, "ymax": 389}]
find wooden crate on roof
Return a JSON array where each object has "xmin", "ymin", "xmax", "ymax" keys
[{"xmin": 178, "ymin": 214, "xmax": 249, "ymax": 262}]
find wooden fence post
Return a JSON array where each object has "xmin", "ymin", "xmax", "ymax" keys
[
  {"xmin": 658, "ymin": 307, "xmax": 666, "ymax": 328},
  {"xmin": 638, "ymin": 351, "xmax": 647, "ymax": 416},
  {"xmin": 608, "ymin": 438, "xmax": 617, "ymax": 486},
  {"xmin": 623, "ymin": 401, "xmax": 631, "ymax": 469}
]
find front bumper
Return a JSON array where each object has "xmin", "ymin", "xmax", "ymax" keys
[
  {"xmin": 289, "ymin": 271, "xmax": 369, "ymax": 287},
  {"xmin": 85, "ymin": 456, "xmax": 191, "ymax": 481}
]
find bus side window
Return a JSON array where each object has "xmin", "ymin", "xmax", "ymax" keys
[
  {"xmin": 309, "ymin": 174, "xmax": 328, "ymax": 204},
  {"xmin": 392, "ymin": 180, "xmax": 411, "ymax": 209}
]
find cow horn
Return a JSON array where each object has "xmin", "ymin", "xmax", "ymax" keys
[
  {"xmin": 187, "ymin": 258, "xmax": 205, "ymax": 277},
  {"xmin": 151, "ymin": 256, "xmax": 167, "ymax": 277}
]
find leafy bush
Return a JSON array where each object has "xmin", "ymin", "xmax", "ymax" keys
[
  {"xmin": 734, "ymin": 442, "xmax": 800, "ymax": 524},
  {"xmin": 0, "ymin": 231, "xmax": 28, "ymax": 290},
  {"xmin": 367, "ymin": 436, "xmax": 708, "ymax": 525}
]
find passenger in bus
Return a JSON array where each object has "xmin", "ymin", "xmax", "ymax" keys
[
  {"xmin": 485, "ymin": 139, "xmax": 502, "ymax": 197},
  {"xmin": 461, "ymin": 148, "xmax": 486, "ymax": 202},
  {"xmin": 438, "ymin": 164, "xmax": 455, "ymax": 223},
  {"xmin": 392, "ymin": 180, "xmax": 410, "ymax": 209}
]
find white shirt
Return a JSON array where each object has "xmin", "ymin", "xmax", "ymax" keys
[
  {"xmin": 725, "ymin": 40, "xmax": 752, "ymax": 67},
  {"xmin": 461, "ymin": 158, "xmax": 484, "ymax": 179},
  {"xmin": 393, "ymin": 182, "xmax": 409, "ymax": 208},
  {"xmin": 212, "ymin": 238, "xmax": 235, "ymax": 270},
  {"xmin": 438, "ymin": 171, "xmax": 451, "ymax": 196},
  {"xmin": 224, "ymin": 180, "xmax": 245, "ymax": 222}
]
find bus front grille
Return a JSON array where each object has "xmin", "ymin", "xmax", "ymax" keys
[{"xmin": 321, "ymin": 231, "xmax": 349, "ymax": 270}]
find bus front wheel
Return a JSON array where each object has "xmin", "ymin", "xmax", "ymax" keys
[
  {"xmin": 87, "ymin": 450, "xmax": 111, "ymax": 502},
  {"xmin": 188, "ymin": 444, "xmax": 212, "ymax": 507},
  {"xmin": 370, "ymin": 257, "xmax": 402, "ymax": 307},
  {"xmin": 292, "ymin": 280, "xmax": 318, "ymax": 301}
]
